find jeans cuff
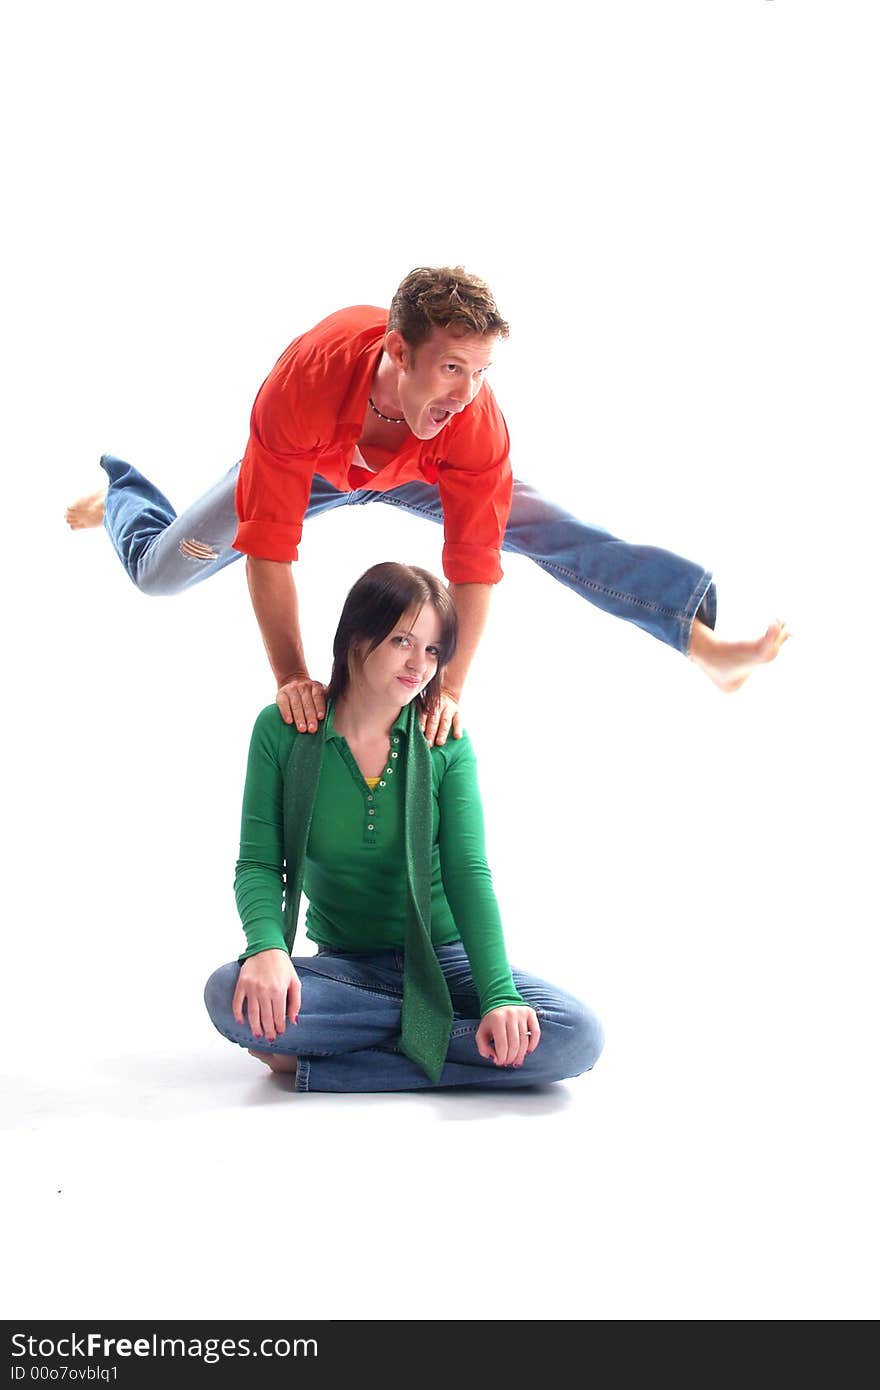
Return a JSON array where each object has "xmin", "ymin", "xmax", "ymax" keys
[{"xmin": 680, "ymin": 571, "xmax": 716, "ymax": 653}]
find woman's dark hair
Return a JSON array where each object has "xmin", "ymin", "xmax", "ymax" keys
[{"xmin": 325, "ymin": 562, "xmax": 458, "ymax": 716}]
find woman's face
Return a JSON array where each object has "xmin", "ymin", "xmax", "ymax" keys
[{"xmin": 356, "ymin": 604, "xmax": 443, "ymax": 707}]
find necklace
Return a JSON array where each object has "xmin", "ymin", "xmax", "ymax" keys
[{"xmin": 368, "ymin": 396, "xmax": 406, "ymax": 426}]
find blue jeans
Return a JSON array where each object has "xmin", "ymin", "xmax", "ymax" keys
[
  {"xmin": 100, "ymin": 455, "xmax": 715, "ymax": 653},
  {"xmin": 203, "ymin": 943, "xmax": 603, "ymax": 1092}
]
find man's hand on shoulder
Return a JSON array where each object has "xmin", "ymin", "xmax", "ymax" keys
[
  {"xmin": 277, "ymin": 675, "xmax": 327, "ymax": 732},
  {"xmin": 420, "ymin": 688, "xmax": 462, "ymax": 748}
]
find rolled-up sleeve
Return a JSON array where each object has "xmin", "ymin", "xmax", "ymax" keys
[
  {"xmin": 438, "ymin": 457, "xmax": 513, "ymax": 583},
  {"xmin": 436, "ymin": 387, "xmax": 513, "ymax": 584},
  {"xmin": 233, "ymin": 379, "xmax": 317, "ymax": 563}
]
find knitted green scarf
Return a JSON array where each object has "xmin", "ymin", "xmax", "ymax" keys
[{"xmin": 281, "ymin": 700, "xmax": 454, "ymax": 1083}]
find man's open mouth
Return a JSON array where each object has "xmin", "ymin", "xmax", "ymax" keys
[{"xmin": 429, "ymin": 407, "xmax": 451, "ymax": 425}]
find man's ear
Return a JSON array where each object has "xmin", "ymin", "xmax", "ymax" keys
[{"xmin": 384, "ymin": 329, "xmax": 410, "ymax": 370}]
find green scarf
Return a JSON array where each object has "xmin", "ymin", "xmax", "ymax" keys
[{"xmin": 281, "ymin": 700, "xmax": 454, "ymax": 1083}]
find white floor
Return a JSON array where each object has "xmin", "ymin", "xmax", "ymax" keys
[
  {"xmin": 3, "ymin": 1, "xmax": 878, "ymax": 1323},
  {"xmin": 3, "ymin": 504, "xmax": 877, "ymax": 1321}
]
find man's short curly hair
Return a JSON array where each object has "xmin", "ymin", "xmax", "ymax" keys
[{"xmin": 388, "ymin": 266, "xmax": 510, "ymax": 349}]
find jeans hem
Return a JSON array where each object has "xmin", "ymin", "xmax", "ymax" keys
[{"xmin": 678, "ymin": 568, "xmax": 716, "ymax": 655}]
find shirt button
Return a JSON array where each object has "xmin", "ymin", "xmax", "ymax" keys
[
  {"xmin": 368, "ymin": 824, "xmax": 374, "ymax": 831},
  {"xmin": 367, "ymin": 794, "xmax": 374, "ymax": 802},
  {"xmin": 391, "ymin": 751, "xmax": 398, "ymax": 758},
  {"xmin": 379, "ymin": 780, "xmax": 386, "ymax": 788},
  {"xmin": 392, "ymin": 736, "xmax": 400, "ymax": 744}
]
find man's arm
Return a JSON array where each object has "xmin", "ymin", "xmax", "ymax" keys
[
  {"xmin": 246, "ymin": 556, "xmax": 326, "ymax": 730},
  {"xmin": 422, "ymin": 581, "xmax": 493, "ymax": 747}
]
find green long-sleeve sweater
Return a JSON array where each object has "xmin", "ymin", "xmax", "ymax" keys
[{"xmin": 234, "ymin": 703, "xmax": 525, "ymax": 1017}]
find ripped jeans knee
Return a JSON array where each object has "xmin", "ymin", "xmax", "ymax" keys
[{"xmin": 179, "ymin": 538, "xmax": 220, "ymax": 561}]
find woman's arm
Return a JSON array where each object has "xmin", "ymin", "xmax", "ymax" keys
[
  {"xmin": 436, "ymin": 734, "xmax": 528, "ymax": 1015},
  {"xmin": 436, "ymin": 742, "xmax": 541, "ymax": 1065},
  {"xmin": 234, "ymin": 705, "xmax": 292, "ymax": 957},
  {"xmin": 232, "ymin": 706, "xmax": 302, "ymax": 1040}
]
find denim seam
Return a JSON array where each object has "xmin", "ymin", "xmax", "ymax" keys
[
  {"xmin": 372, "ymin": 490, "xmax": 712, "ymax": 657},
  {"xmin": 375, "ymin": 496, "xmax": 441, "ymax": 520},
  {"xmin": 297, "ymin": 970, "xmax": 403, "ymax": 1001},
  {"xmin": 530, "ymin": 557, "xmax": 686, "ymax": 619}
]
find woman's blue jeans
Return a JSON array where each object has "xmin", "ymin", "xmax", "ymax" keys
[
  {"xmin": 204, "ymin": 943, "xmax": 604, "ymax": 1092},
  {"xmin": 100, "ymin": 455, "xmax": 715, "ymax": 653}
]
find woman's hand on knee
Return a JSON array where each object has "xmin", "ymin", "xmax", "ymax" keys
[
  {"xmin": 475, "ymin": 1006, "xmax": 541, "ymax": 1068},
  {"xmin": 232, "ymin": 949, "xmax": 301, "ymax": 1042}
]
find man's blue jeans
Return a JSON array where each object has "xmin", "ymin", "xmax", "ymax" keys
[
  {"xmin": 100, "ymin": 455, "xmax": 716, "ymax": 654},
  {"xmin": 204, "ymin": 943, "xmax": 604, "ymax": 1092}
]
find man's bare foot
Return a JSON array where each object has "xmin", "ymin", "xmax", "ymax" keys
[
  {"xmin": 65, "ymin": 488, "xmax": 107, "ymax": 530},
  {"xmin": 248, "ymin": 1048, "xmax": 298, "ymax": 1074},
  {"xmin": 688, "ymin": 618, "xmax": 790, "ymax": 692}
]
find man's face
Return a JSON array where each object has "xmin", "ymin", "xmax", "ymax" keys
[{"xmin": 391, "ymin": 327, "xmax": 497, "ymax": 440}]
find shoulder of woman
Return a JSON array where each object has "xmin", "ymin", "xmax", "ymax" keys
[
  {"xmin": 429, "ymin": 727, "xmax": 475, "ymax": 772},
  {"xmin": 251, "ymin": 703, "xmax": 302, "ymax": 754}
]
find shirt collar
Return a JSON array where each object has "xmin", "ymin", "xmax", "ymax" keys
[
  {"xmin": 324, "ymin": 700, "xmax": 411, "ymax": 743},
  {"xmin": 338, "ymin": 333, "xmax": 387, "ymax": 429}
]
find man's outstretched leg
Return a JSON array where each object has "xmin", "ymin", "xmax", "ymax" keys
[
  {"xmin": 378, "ymin": 476, "xmax": 789, "ymax": 693},
  {"xmin": 66, "ymin": 455, "xmax": 243, "ymax": 595}
]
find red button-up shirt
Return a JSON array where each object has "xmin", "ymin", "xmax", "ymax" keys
[{"xmin": 233, "ymin": 306, "xmax": 513, "ymax": 584}]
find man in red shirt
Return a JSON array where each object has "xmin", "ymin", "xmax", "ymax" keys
[{"xmin": 67, "ymin": 266, "xmax": 788, "ymax": 743}]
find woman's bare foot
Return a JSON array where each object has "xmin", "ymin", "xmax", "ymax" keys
[
  {"xmin": 65, "ymin": 488, "xmax": 107, "ymax": 530},
  {"xmin": 248, "ymin": 1048, "xmax": 298, "ymax": 1074},
  {"xmin": 688, "ymin": 618, "xmax": 790, "ymax": 692}
]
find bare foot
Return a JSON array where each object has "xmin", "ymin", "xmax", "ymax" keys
[
  {"xmin": 248, "ymin": 1048, "xmax": 298, "ymax": 1074},
  {"xmin": 688, "ymin": 618, "xmax": 790, "ymax": 692},
  {"xmin": 66, "ymin": 488, "xmax": 107, "ymax": 530}
]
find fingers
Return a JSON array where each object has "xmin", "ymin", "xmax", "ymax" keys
[
  {"xmin": 425, "ymin": 693, "xmax": 459, "ymax": 748},
  {"xmin": 513, "ymin": 1013, "xmax": 540, "ymax": 1067},
  {"xmin": 276, "ymin": 689, "xmax": 295, "ymax": 726},
  {"xmin": 497, "ymin": 1014, "xmax": 525, "ymax": 1068},
  {"xmin": 247, "ymin": 992, "xmax": 280, "ymax": 1042},
  {"xmin": 232, "ymin": 977, "xmax": 246, "ymax": 1025},
  {"xmin": 240, "ymin": 984, "xmax": 288, "ymax": 1042},
  {"xmin": 477, "ymin": 1008, "xmax": 539, "ymax": 1067},
  {"xmin": 474, "ymin": 1018, "xmax": 495, "ymax": 1061},
  {"xmin": 277, "ymin": 680, "xmax": 327, "ymax": 733},
  {"xmin": 244, "ymin": 992, "xmax": 263, "ymax": 1039},
  {"xmin": 311, "ymin": 683, "xmax": 327, "ymax": 721},
  {"xmin": 290, "ymin": 685, "xmax": 318, "ymax": 734},
  {"xmin": 287, "ymin": 973, "xmax": 302, "ymax": 1025},
  {"xmin": 236, "ymin": 953, "xmax": 299, "ymax": 1045},
  {"xmin": 271, "ymin": 990, "xmax": 288, "ymax": 1038},
  {"xmin": 433, "ymin": 705, "xmax": 453, "ymax": 748},
  {"xmin": 422, "ymin": 707, "xmax": 441, "ymax": 747}
]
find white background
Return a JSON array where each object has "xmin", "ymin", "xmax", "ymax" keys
[{"xmin": 1, "ymin": 0, "xmax": 877, "ymax": 1321}]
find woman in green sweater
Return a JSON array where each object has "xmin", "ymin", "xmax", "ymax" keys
[{"xmin": 204, "ymin": 561, "xmax": 603, "ymax": 1091}]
